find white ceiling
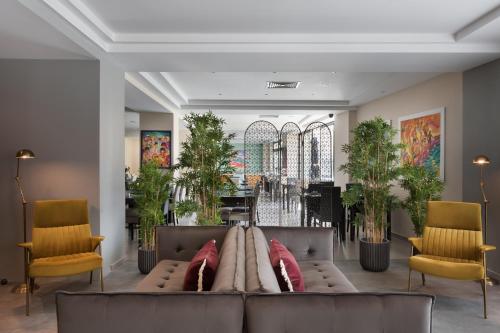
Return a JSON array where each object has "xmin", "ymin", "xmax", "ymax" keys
[
  {"xmin": 167, "ymin": 72, "xmax": 439, "ymax": 106},
  {"xmin": 4, "ymin": 0, "xmax": 500, "ymax": 132},
  {"xmin": 0, "ymin": 0, "xmax": 90, "ymax": 59},
  {"xmin": 80, "ymin": 0, "xmax": 499, "ymax": 34}
]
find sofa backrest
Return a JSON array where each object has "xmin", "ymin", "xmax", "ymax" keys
[
  {"xmin": 156, "ymin": 226, "xmax": 228, "ymax": 262},
  {"xmin": 259, "ymin": 227, "xmax": 334, "ymax": 261},
  {"xmin": 56, "ymin": 292, "xmax": 244, "ymax": 333},
  {"xmin": 245, "ymin": 293, "xmax": 434, "ymax": 333},
  {"xmin": 56, "ymin": 292, "xmax": 434, "ymax": 333}
]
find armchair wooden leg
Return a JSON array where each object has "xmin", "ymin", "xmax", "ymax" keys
[
  {"xmin": 100, "ymin": 268, "xmax": 104, "ymax": 292},
  {"xmin": 408, "ymin": 269, "xmax": 412, "ymax": 292},
  {"xmin": 480, "ymin": 279, "xmax": 487, "ymax": 319},
  {"xmin": 89, "ymin": 271, "xmax": 93, "ymax": 285},
  {"xmin": 25, "ymin": 276, "xmax": 30, "ymax": 316},
  {"xmin": 421, "ymin": 273, "xmax": 426, "ymax": 286}
]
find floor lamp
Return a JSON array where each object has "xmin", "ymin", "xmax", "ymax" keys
[
  {"xmin": 12, "ymin": 149, "xmax": 37, "ymax": 294},
  {"xmin": 472, "ymin": 154, "xmax": 497, "ymax": 286}
]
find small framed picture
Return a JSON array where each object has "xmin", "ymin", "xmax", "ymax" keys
[{"xmin": 140, "ymin": 130, "xmax": 172, "ymax": 168}]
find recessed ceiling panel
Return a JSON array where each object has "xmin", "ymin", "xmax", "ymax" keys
[{"xmin": 81, "ymin": 0, "xmax": 500, "ymax": 34}]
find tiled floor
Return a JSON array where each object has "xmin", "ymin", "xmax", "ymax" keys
[{"xmin": 0, "ymin": 232, "xmax": 499, "ymax": 332}]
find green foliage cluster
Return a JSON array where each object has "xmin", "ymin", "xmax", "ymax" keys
[
  {"xmin": 175, "ymin": 112, "xmax": 237, "ymax": 225},
  {"xmin": 130, "ymin": 161, "xmax": 172, "ymax": 250},
  {"xmin": 340, "ymin": 117, "xmax": 403, "ymax": 243},
  {"xmin": 400, "ymin": 164, "xmax": 444, "ymax": 237}
]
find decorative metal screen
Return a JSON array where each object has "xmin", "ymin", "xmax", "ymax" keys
[
  {"xmin": 244, "ymin": 121, "xmax": 280, "ymax": 225},
  {"xmin": 302, "ymin": 121, "xmax": 333, "ymax": 189},
  {"xmin": 279, "ymin": 122, "xmax": 302, "ymax": 226}
]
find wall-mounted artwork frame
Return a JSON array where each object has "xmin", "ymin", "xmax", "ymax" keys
[
  {"xmin": 140, "ymin": 130, "xmax": 172, "ymax": 169},
  {"xmin": 398, "ymin": 107, "xmax": 445, "ymax": 179}
]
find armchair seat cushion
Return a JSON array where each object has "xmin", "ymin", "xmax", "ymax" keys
[
  {"xmin": 29, "ymin": 252, "xmax": 102, "ymax": 277},
  {"xmin": 409, "ymin": 255, "xmax": 484, "ymax": 280}
]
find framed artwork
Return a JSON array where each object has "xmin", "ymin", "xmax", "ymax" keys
[
  {"xmin": 140, "ymin": 130, "xmax": 172, "ymax": 168},
  {"xmin": 399, "ymin": 107, "xmax": 445, "ymax": 179}
]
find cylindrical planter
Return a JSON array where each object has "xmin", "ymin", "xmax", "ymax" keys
[
  {"xmin": 359, "ymin": 238, "xmax": 390, "ymax": 272},
  {"xmin": 138, "ymin": 248, "xmax": 156, "ymax": 274}
]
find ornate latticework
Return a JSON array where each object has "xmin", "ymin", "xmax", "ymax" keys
[
  {"xmin": 244, "ymin": 121, "xmax": 280, "ymax": 225},
  {"xmin": 302, "ymin": 122, "xmax": 333, "ymax": 189},
  {"xmin": 279, "ymin": 122, "xmax": 302, "ymax": 226}
]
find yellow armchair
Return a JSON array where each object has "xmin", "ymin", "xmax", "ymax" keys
[
  {"xmin": 17, "ymin": 199, "xmax": 104, "ymax": 315},
  {"xmin": 408, "ymin": 201, "xmax": 496, "ymax": 318}
]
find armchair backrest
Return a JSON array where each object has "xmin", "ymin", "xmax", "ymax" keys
[
  {"xmin": 422, "ymin": 201, "xmax": 483, "ymax": 261},
  {"xmin": 32, "ymin": 199, "xmax": 92, "ymax": 259}
]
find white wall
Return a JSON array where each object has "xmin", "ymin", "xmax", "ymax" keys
[
  {"xmin": 333, "ymin": 110, "xmax": 357, "ymax": 191},
  {"xmin": 354, "ymin": 73, "xmax": 463, "ymax": 237},
  {"xmin": 99, "ymin": 59, "xmax": 126, "ymax": 275}
]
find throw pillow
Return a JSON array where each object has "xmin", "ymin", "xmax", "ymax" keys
[
  {"xmin": 183, "ymin": 239, "xmax": 219, "ymax": 291},
  {"xmin": 269, "ymin": 239, "xmax": 305, "ymax": 292}
]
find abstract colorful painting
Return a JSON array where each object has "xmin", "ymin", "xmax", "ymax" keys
[
  {"xmin": 140, "ymin": 130, "xmax": 172, "ymax": 168},
  {"xmin": 399, "ymin": 108, "xmax": 445, "ymax": 179}
]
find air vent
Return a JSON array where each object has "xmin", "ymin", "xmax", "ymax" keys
[
  {"xmin": 266, "ymin": 81, "xmax": 301, "ymax": 89},
  {"xmin": 259, "ymin": 115, "xmax": 279, "ymax": 119}
]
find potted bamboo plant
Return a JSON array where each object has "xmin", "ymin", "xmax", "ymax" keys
[
  {"xmin": 400, "ymin": 164, "xmax": 444, "ymax": 237},
  {"xmin": 340, "ymin": 117, "xmax": 403, "ymax": 272},
  {"xmin": 175, "ymin": 112, "xmax": 237, "ymax": 225},
  {"xmin": 131, "ymin": 160, "xmax": 172, "ymax": 274}
]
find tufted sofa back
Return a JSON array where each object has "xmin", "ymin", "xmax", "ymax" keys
[
  {"xmin": 422, "ymin": 201, "xmax": 483, "ymax": 261},
  {"xmin": 259, "ymin": 227, "xmax": 334, "ymax": 261},
  {"xmin": 156, "ymin": 226, "xmax": 228, "ymax": 262}
]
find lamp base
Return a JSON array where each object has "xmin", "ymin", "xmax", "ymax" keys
[
  {"xmin": 486, "ymin": 276, "xmax": 498, "ymax": 286},
  {"xmin": 11, "ymin": 282, "xmax": 39, "ymax": 294}
]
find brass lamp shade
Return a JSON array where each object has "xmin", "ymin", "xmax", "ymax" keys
[
  {"xmin": 473, "ymin": 155, "xmax": 490, "ymax": 166},
  {"xmin": 16, "ymin": 149, "xmax": 35, "ymax": 159}
]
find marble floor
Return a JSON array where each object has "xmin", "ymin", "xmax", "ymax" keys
[{"xmin": 1, "ymin": 233, "xmax": 499, "ymax": 333}]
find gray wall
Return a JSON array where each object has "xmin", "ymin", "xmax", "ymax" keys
[
  {"xmin": 463, "ymin": 58, "xmax": 500, "ymax": 278},
  {"xmin": 0, "ymin": 60, "xmax": 100, "ymax": 281},
  {"xmin": 356, "ymin": 73, "xmax": 463, "ymax": 237}
]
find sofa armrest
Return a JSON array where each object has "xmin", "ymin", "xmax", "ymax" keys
[
  {"xmin": 408, "ymin": 237, "xmax": 423, "ymax": 254},
  {"xmin": 480, "ymin": 244, "xmax": 496, "ymax": 253},
  {"xmin": 91, "ymin": 236, "xmax": 105, "ymax": 251}
]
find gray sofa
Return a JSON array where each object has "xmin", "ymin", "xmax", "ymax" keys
[
  {"xmin": 137, "ymin": 225, "xmax": 355, "ymax": 293},
  {"xmin": 136, "ymin": 225, "xmax": 246, "ymax": 292},
  {"xmin": 246, "ymin": 226, "xmax": 357, "ymax": 293},
  {"xmin": 56, "ymin": 226, "xmax": 435, "ymax": 333},
  {"xmin": 56, "ymin": 292, "xmax": 434, "ymax": 333}
]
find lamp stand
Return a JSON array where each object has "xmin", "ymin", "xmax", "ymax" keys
[
  {"xmin": 11, "ymin": 161, "xmax": 39, "ymax": 294},
  {"xmin": 479, "ymin": 166, "xmax": 497, "ymax": 286}
]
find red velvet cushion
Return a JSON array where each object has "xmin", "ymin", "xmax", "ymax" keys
[
  {"xmin": 269, "ymin": 239, "xmax": 305, "ymax": 292},
  {"xmin": 183, "ymin": 239, "xmax": 219, "ymax": 291}
]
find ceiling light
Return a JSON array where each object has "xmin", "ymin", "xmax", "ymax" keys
[
  {"xmin": 259, "ymin": 115, "xmax": 279, "ymax": 119},
  {"xmin": 267, "ymin": 81, "xmax": 301, "ymax": 89}
]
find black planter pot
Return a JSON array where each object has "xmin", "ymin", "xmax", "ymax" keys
[
  {"xmin": 359, "ymin": 238, "xmax": 390, "ymax": 272},
  {"xmin": 138, "ymin": 248, "xmax": 156, "ymax": 274}
]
